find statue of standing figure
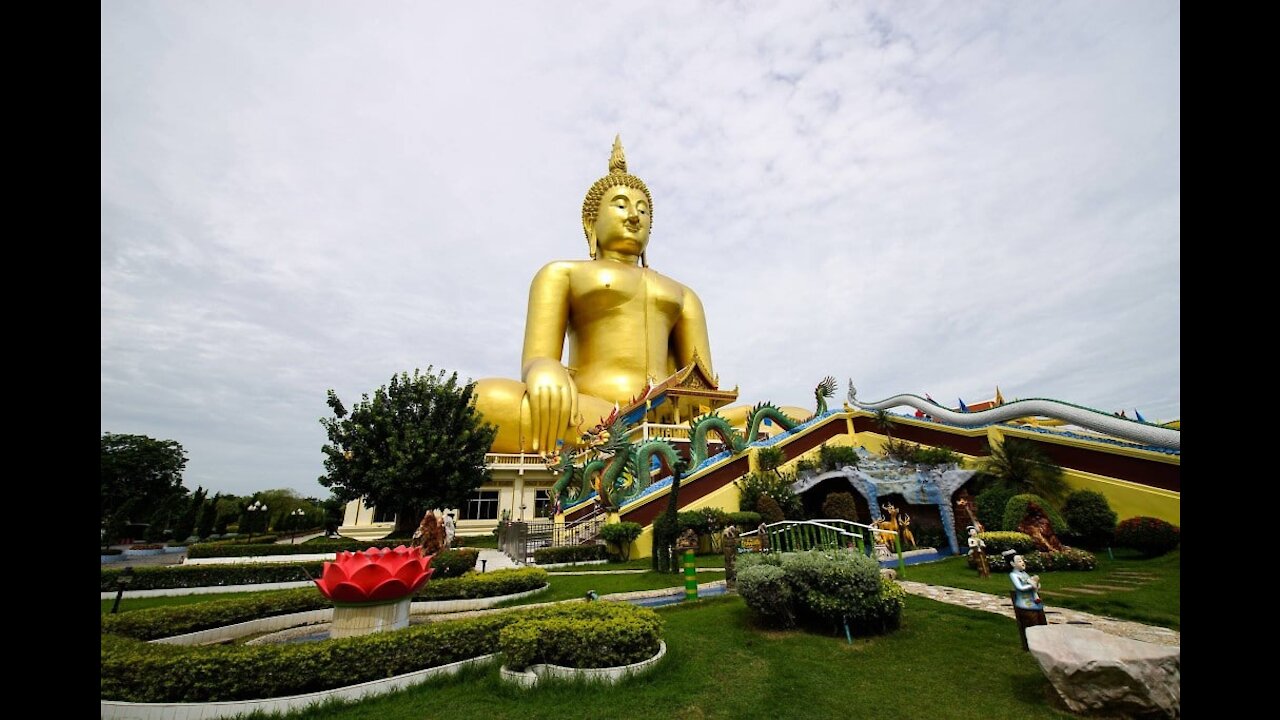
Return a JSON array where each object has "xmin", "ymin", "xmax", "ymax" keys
[
  {"xmin": 967, "ymin": 526, "xmax": 990, "ymax": 578},
  {"xmin": 1006, "ymin": 550, "xmax": 1047, "ymax": 650},
  {"xmin": 722, "ymin": 524, "xmax": 740, "ymax": 588}
]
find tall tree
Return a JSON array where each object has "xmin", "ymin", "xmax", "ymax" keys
[
  {"xmin": 101, "ymin": 433, "xmax": 189, "ymax": 535},
  {"xmin": 171, "ymin": 486, "xmax": 206, "ymax": 542},
  {"xmin": 318, "ymin": 367, "xmax": 498, "ymax": 536},
  {"xmin": 195, "ymin": 493, "xmax": 220, "ymax": 539}
]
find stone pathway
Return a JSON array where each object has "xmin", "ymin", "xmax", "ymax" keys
[
  {"xmin": 476, "ymin": 549, "xmax": 520, "ymax": 572},
  {"xmin": 897, "ymin": 581, "xmax": 1180, "ymax": 647}
]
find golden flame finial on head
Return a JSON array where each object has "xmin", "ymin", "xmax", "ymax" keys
[
  {"xmin": 582, "ymin": 134, "xmax": 654, "ymax": 263},
  {"xmin": 608, "ymin": 134, "xmax": 627, "ymax": 174}
]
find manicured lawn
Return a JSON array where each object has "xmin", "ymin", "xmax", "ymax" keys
[
  {"xmin": 495, "ymin": 571, "xmax": 704, "ymax": 607},
  {"xmin": 100, "ymin": 590, "xmax": 286, "ymax": 614},
  {"xmin": 262, "ymin": 594, "xmax": 1073, "ymax": 720},
  {"xmin": 457, "ymin": 534, "xmax": 499, "ymax": 549},
  {"xmin": 902, "ymin": 548, "xmax": 1180, "ymax": 630},
  {"xmin": 545, "ymin": 553, "xmax": 727, "ymax": 572}
]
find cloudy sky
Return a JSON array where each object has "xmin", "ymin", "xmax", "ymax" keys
[{"xmin": 102, "ymin": 1, "xmax": 1179, "ymax": 498}]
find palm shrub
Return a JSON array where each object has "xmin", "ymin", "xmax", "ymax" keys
[
  {"xmin": 1114, "ymin": 516, "xmax": 1180, "ymax": 557},
  {"xmin": 820, "ymin": 492, "xmax": 860, "ymax": 523},
  {"xmin": 981, "ymin": 437, "xmax": 1067, "ymax": 503},
  {"xmin": 1061, "ymin": 490, "xmax": 1118, "ymax": 549}
]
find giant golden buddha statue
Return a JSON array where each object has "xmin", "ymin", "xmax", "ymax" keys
[{"xmin": 474, "ymin": 137, "xmax": 717, "ymax": 454}]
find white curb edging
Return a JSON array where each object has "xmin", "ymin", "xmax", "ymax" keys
[
  {"xmin": 101, "ymin": 653, "xmax": 498, "ymax": 720},
  {"xmin": 183, "ymin": 552, "xmax": 338, "ymax": 565},
  {"xmin": 536, "ymin": 559, "xmax": 610, "ymax": 569},
  {"xmin": 499, "ymin": 641, "xmax": 666, "ymax": 687},
  {"xmin": 101, "ymin": 581, "xmax": 315, "ymax": 600}
]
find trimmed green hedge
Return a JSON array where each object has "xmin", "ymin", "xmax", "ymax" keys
[
  {"xmin": 1114, "ymin": 516, "xmax": 1180, "ymax": 557},
  {"xmin": 974, "ymin": 531, "xmax": 1037, "ymax": 557},
  {"xmin": 415, "ymin": 568, "xmax": 547, "ymax": 601},
  {"xmin": 533, "ymin": 544, "xmax": 607, "ymax": 564},
  {"xmin": 101, "ymin": 563, "xmax": 326, "ymax": 591},
  {"xmin": 102, "ymin": 601, "xmax": 664, "ymax": 702},
  {"xmin": 727, "ymin": 511, "xmax": 762, "ymax": 530},
  {"xmin": 187, "ymin": 538, "xmax": 433, "ymax": 559},
  {"xmin": 431, "ymin": 548, "xmax": 480, "ymax": 577},
  {"xmin": 101, "ymin": 589, "xmax": 326, "ymax": 640},
  {"xmin": 498, "ymin": 602, "xmax": 662, "ymax": 671},
  {"xmin": 101, "ymin": 612, "xmax": 517, "ymax": 702},
  {"xmin": 100, "ymin": 549, "xmax": 479, "ymax": 591},
  {"xmin": 986, "ymin": 547, "xmax": 1097, "ymax": 572}
]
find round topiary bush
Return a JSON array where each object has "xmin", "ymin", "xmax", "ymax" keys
[
  {"xmin": 1001, "ymin": 494, "xmax": 1070, "ymax": 535},
  {"xmin": 756, "ymin": 495, "xmax": 785, "ymax": 524},
  {"xmin": 1114, "ymin": 516, "xmax": 1180, "ymax": 557},
  {"xmin": 738, "ymin": 550, "xmax": 901, "ymax": 635},
  {"xmin": 820, "ymin": 492, "xmax": 860, "ymax": 523},
  {"xmin": 1061, "ymin": 490, "xmax": 1118, "ymax": 549}
]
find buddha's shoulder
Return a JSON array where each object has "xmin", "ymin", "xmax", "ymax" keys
[{"xmin": 532, "ymin": 259, "xmax": 590, "ymax": 278}]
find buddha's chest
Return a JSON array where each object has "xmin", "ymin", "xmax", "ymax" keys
[{"xmin": 570, "ymin": 267, "xmax": 683, "ymax": 322}]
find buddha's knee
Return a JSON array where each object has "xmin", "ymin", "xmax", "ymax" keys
[{"xmin": 473, "ymin": 377, "xmax": 531, "ymax": 453}]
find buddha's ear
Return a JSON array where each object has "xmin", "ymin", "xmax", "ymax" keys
[{"xmin": 584, "ymin": 219, "xmax": 598, "ymax": 259}]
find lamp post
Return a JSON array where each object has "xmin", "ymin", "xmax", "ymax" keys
[
  {"xmin": 246, "ymin": 500, "xmax": 268, "ymax": 543},
  {"xmin": 290, "ymin": 508, "xmax": 306, "ymax": 543},
  {"xmin": 110, "ymin": 566, "xmax": 134, "ymax": 614}
]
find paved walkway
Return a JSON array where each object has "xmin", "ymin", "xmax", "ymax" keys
[
  {"xmin": 898, "ymin": 580, "xmax": 1180, "ymax": 646},
  {"xmin": 476, "ymin": 549, "xmax": 520, "ymax": 572}
]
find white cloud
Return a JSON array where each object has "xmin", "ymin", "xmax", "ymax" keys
[{"xmin": 102, "ymin": 0, "xmax": 1179, "ymax": 497}]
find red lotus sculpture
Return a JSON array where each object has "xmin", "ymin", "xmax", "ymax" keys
[{"xmin": 314, "ymin": 545, "xmax": 435, "ymax": 604}]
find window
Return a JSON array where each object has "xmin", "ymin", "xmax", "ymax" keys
[
  {"xmin": 534, "ymin": 490, "xmax": 551, "ymax": 518},
  {"xmin": 460, "ymin": 490, "xmax": 499, "ymax": 520},
  {"xmin": 367, "ymin": 502, "xmax": 396, "ymax": 524}
]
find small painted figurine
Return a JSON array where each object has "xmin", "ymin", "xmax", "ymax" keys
[
  {"xmin": 967, "ymin": 526, "xmax": 990, "ymax": 578},
  {"xmin": 1008, "ymin": 553, "xmax": 1043, "ymax": 610}
]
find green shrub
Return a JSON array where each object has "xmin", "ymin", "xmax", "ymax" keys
[
  {"xmin": 201, "ymin": 534, "xmax": 280, "ymax": 545},
  {"xmin": 818, "ymin": 443, "xmax": 860, "ymax": 471},
  {"xmin": 101, "ymin": 563, "xmax": 327, "ymax": 591},
  {"xmin": 756, "ymin": 446, "xmax": 787, "ymax": 472},
  {"xmin": 987, "ymin": 547, "xmax": 1096, "ymax": 572},
  {"xmin": 974, "ymin": 531, "xmax": 1037, "ymax": 557},
  {"xmin": 1001, "ymin": 494, "xmax": 1070, "ymax": 535},
  {"xmin": 735, "ymin": 470, "xmax": 802, "ymax": 519},
  {"xmin": 1114, "ymin": 516, "xmax": 1180, "ymax": 557},
  {"xmin": 739, "ymin": 550, "xmax": 900, "ymax": 635},
  {"xmin": 727, "ymin": 511, "xmax": 762, "ymax": 530},
  {"xmin": 820, "ymin": 492, "xmax": 859, "ymax": 523},
  {"xmin": 533, "ymin": 544, "xmax": 607, "ymax": 564},
  {"xmin": 101, "ymin": 612, "xmax": 520, "ymax": 702},
  {"xmin": 498, "ymin": 602, "xmax": 662, "ymax": 671},
  {"xmin": 429, "ymin": 548, "xmax": 481, "ymax": 578},
  {"xmin": 188, "ymin": 538, "xmax": 417, "ymax": 558},
  {"xmin": 737, "ymin": 564, "xmax": 795, "ymax": 627},
  {"xmin": 600, "ymin": 522, "xmax": 644, "ymax": 561},
  {"xmin": 416, "ymin": 568, "xmax": 547, "ymax": 600},
  {"xmin": 100, "ymin": 588, "xmax": 326, "ymax": 641},
  {"xmin": 794, "ymin": 458, "xmax": 818, "ymax": 474},
  {"xmin": 974, "ymin": 484, "xmax": 1017, "ymax": 531},
  {"xmin": 1061, "ymin": 490, "xmax": 1118, "ymax": 549},
  {"xmin": 756, "ymin": 495, "xmax": 785, "ymax": 524}
]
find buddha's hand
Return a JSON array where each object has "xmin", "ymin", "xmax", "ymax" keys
[{"xmin": 523, "ymin": 358, "xmax": 580, "ymax": 455}]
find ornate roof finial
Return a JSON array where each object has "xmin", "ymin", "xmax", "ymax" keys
[{"xmin": 609, "ymin": 134, "xmax": 627, "ymax": 174}]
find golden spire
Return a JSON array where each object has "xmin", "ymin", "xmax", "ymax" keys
[{"xmin": 609, "ymin": 134, "xmax": 627, "ymax": 174}]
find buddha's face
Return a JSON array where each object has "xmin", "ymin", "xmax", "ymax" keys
[{"xmin": 590, "ymin": 185, "xmax": 650, "ymax": 257}]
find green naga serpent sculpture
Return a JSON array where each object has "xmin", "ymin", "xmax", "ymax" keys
[
  {"xmin": 549, "ymin": 416, "xmax": 685, "ymax": 513},
  {"xmin": 550, "ymin": 388, "xmax": 832, "ymax": 513}
]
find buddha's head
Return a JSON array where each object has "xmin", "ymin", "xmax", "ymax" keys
[{"xmin": 582, "ymin": 135, "xmax": 654, "ymax": 264}]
